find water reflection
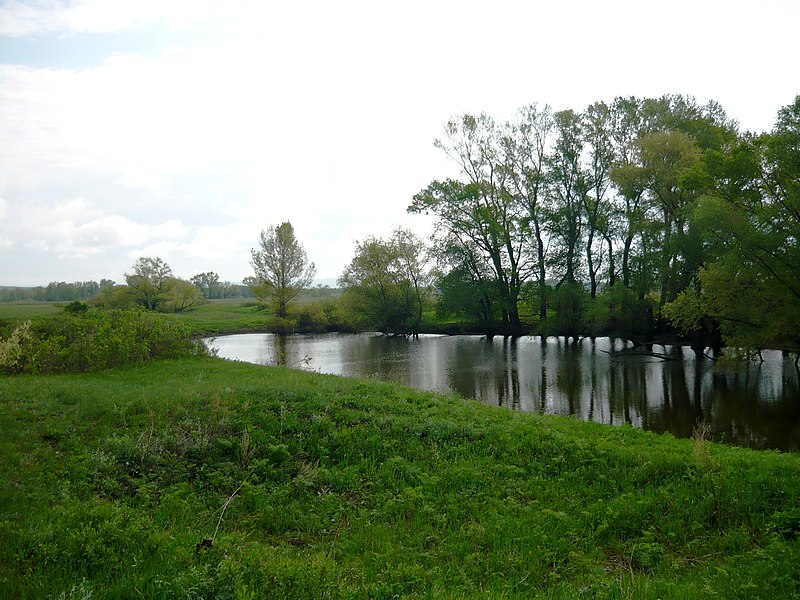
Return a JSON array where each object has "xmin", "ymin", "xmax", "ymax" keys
[{"xmin": 206, "ymin": 333, "xmax": 800, "ymax": 451}]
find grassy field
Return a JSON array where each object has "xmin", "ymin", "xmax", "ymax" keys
[
  {"xmin": 1, "ymin": 356, "xmax": 799, "ymax": 598},
  {"xmin": 0, "ymin": 301, "xmax": 63, "ymax": 326},
  {"xmin": 0, "ymin": 294, "xmax": 342, "ymax": 336},
  {"xmin": 168, "ymin": 298, "xmax": 273, "ymax": 334},
  {"xmin": 0, "ymin": 299, "xmax": 272, "ymax": 335}
]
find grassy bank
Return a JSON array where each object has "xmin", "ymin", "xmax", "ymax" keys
[{"xmin": 1, "ymin": 357, "xmax": 799, "ymax": 598}]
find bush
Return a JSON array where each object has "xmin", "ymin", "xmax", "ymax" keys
[
  {"xmin": 290, "ymin": 300, "xmax": 341, "ymax": 333},
  {"xmin": 0, "ymin": 309, "xmax": 207, "ymax": 374}
]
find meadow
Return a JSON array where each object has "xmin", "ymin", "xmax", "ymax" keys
[{"xmin": 1, "ymin": 354, "xmax": 799, "ymax": 598}]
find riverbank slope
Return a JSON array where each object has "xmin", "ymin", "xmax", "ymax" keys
[{"xmin": 1, "ymin": 357, "xmax": 799, "ymax": 598}]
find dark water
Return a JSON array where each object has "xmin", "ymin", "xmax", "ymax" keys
[{"xmin": 205, "ymin": 333, "xmax": 800, "ymax": 451}]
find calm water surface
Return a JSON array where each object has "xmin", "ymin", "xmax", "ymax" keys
[{"xmin": 206, "ymin": 333, "xmax": 800, "ymax": 451}]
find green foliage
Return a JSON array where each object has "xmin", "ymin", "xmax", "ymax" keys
[
  {"xmin": 125, "ymin": 256, "xmax": 175, "ymax": 311},
  {"xmin": 339, "ymin": 229, "xmax": 429, "ymax": 334},
  {"xmin": 436, "ymin": 266, "xmax": 501, "ymax": 329},
  {"xmin": 666, "ymin": 98, "xmax": 800, "ymax": 354},
  {"xmin": 162, "ymin": 278, "xmax": 207, "ymax": 313},
  {"xmin": 251, "ymin": 221, "xmax": 317, "ymax": 318},
  {"xmin": 63, "ymin": 300, "xmax": 90, "ymax": 315},
  {"xmin": 0, "ymin": 320, "xmax": 33, "ymax": 373},
  {"xmin": 289, "ymin": 299, "xmax": 341, "ymax": 333},
  {"xmin": 0, "ymin": 309, "xmax": 207, "ymax": 374},
  {"xmin": 586, "ymin": 285, "xmax": 653, "ymax": 338},
  {"xmin": 541, "ymin": 282, "xmax": 589, "ymax": 336},
  {"xmin": 0, "ymin": 280, "xmax": 112, "ymax": 302}
]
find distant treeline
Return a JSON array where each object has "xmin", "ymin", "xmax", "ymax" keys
[{"xmin": 0, "ymin": 278, "xmax": 254, "ymax": 303}]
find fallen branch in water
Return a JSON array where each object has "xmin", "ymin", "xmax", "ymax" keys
[{"xmin": 602, "ymin": 348, "xmax": 678, "ymax": 361}]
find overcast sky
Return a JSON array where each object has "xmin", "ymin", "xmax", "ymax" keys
[{"xmin": 0, "ymin": 0, "xmax": 797, "ymax": 287}]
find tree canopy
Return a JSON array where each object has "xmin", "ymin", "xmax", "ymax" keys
[{"xmin": 406, "ymin": 93, "xmax": 799, "ymax": 352}]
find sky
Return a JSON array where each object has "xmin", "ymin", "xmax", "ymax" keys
[{"xmin": 0, "ymin": 0, "xmax": 798, "ymax": 287}]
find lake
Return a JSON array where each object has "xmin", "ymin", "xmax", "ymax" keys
[{"xmin": 205, "ymin": 333, "xmax": 800, "ymax": 451}]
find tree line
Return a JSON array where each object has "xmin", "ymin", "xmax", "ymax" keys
[
  {"xmin": 338, "ymin": 94, "xmax": 800, "ymax": 355},
  {"xmin": 1, "ymin": 266, "xmax": 253, "ymax": 308}
]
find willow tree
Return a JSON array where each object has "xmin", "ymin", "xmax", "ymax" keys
[
  {"xmin": 339, "ymin": 228, "xmax": 429, "ymax": 335},
  {"xmin": 410, "ymin": 114, "xmax": 531, "ymax": 333},
  {"xmin": 250, "ymin": 221, "xmax": 316, "ymax": 318}
]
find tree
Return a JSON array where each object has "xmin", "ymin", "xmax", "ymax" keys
[
  {"xmin": 165, "ymin": 279, "xmax": 206, "ymax": 313},
  {"xmin": 191, "ymin": 271, "xmax": 223, "ymax": 299},
  {"xmin": 392, "ymin": 227, "xmax": 431, "ymax": 334},
  {"xmin": 410, "ymin": 114, "xmax": 532, "ymax": 332},
  {"xmin": 125, "ymin": 256, "xmax": 174, "ymax": 311},
  {"xmin": 672, "ymin": 97, "xmax": 800, "ymax": 355},
  {"xmin": 250, "ymin": 222, "xmax": 316, "ymax": 318},
  {"xmin": 546, "ymin": 109, "xmax": 588, "ymax": 287},
  {"xmin": 500, "ymin": 104, "xmax": 554, "ymax": 319},
  {"xmin": 583, "ymin": 101, "xmax": 617, "ymax": 297},
  {"xmin": 339, "ymin": 229, "xmax": 430, "ymax": 334},
  {"xmin": 434, "ymin": 237, "xmax": 502, "ymax": 329}
]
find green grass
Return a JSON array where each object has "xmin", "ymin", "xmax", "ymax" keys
[
  {"xmin": 1, "ymin": 357, "xmax": 799, "ymax": 598},
  {"xmin": 0, "ymin": 299, "xmax": 273, "ymax": 336},
  {"xmin": 0, "ymin": 301, "xmax": 63, "ymax": 326},
  {"xmin": 168, "ymin": 298, "xmax": 272, "ymax": 335}
]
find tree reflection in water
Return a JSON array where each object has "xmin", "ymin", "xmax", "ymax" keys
[{"xmin": 207, "ymin": 333, "xmax": 800, "ymax": 451}]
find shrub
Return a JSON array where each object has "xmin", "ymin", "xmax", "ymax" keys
[
  {"xmin": 0, "ymin": 309, "xmax": 207, "ymax": 374},
  {"xmin": 0, "ymin": 320, "xmax": 34, "ymax": 374}
]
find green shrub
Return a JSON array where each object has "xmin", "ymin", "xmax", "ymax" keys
[
  {"xmin": 0, "ymin": 320, "xmax": 34, "ymax": 373},
  {"xmin": 0, "ymin": 308, "xmax": 207, "ymax": 374}
]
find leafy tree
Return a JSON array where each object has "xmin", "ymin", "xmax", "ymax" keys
[
  {"xmin": 546, "ymin": 109, "xmax": 588, "ymax": 287},
  {"xmin": 544, "ymin": 281, "xmax": 589, "ymax": 337},
  {"xmin": 392, "ymin": 227, "xmax": 431, "ymax": 333},
  {"xmin": 410, "ymin": 114, "xmax": 531, "ymax": 332},
  {"xmin": 583, "ymin": 101, "xmax": 617, "ymax": 296},
  {"xmin": 125, "ymin": 256, "xmax": 175, "ymax": 311},
  {"xmin": 164, "ymin": 279, "xmax": 206, "ymax": 313},
  {"xmin": 433, "ymin": 238, "xmax": 502, "ymax": 329},
  {"xmin": 500, "ymin": 104, "xmax": 554, "ymax": 319},
  {"xmin": 250, "ymin": 222, "xmax": 316, "ymax": 318},
  {"xmin": 191, "ymin": 271, "xmax": 224, "ymax": 299},
  {"xmin": 339, "ymin": 229, "xmax": 429, "ymax": 334},
  {"xmin": 672, "ymin": 97, "xmax": 800, "ymax": 355}
]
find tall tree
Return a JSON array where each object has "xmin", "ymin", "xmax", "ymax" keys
[
  {"xmin": 250, "ymin": 221, "xmax": 316, "ymax": 318},
  {"xmin": 392, "ymin": 227, "xmax": 431, "ymax": 334},
  {"xmin": 500, "ymin": 104, "xmax": 553, "ymax": 319},
  {"xmin": 677, "ymin": 97, "xmax": 800, "ymax": 354},
  {"xmin": 547, "ymin": 109, "xmax": 588, "ymax": 286},
  {"xmin": 190, "ymin": 271, "xmax": 223, "ymax": 299},
  {"xmin": 410, "ymin": 114, "xmax": 531, "ymax": 332},
  {"xmin": 583, "ymin": 101, "xmax": 617, "ymax": 297}
]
